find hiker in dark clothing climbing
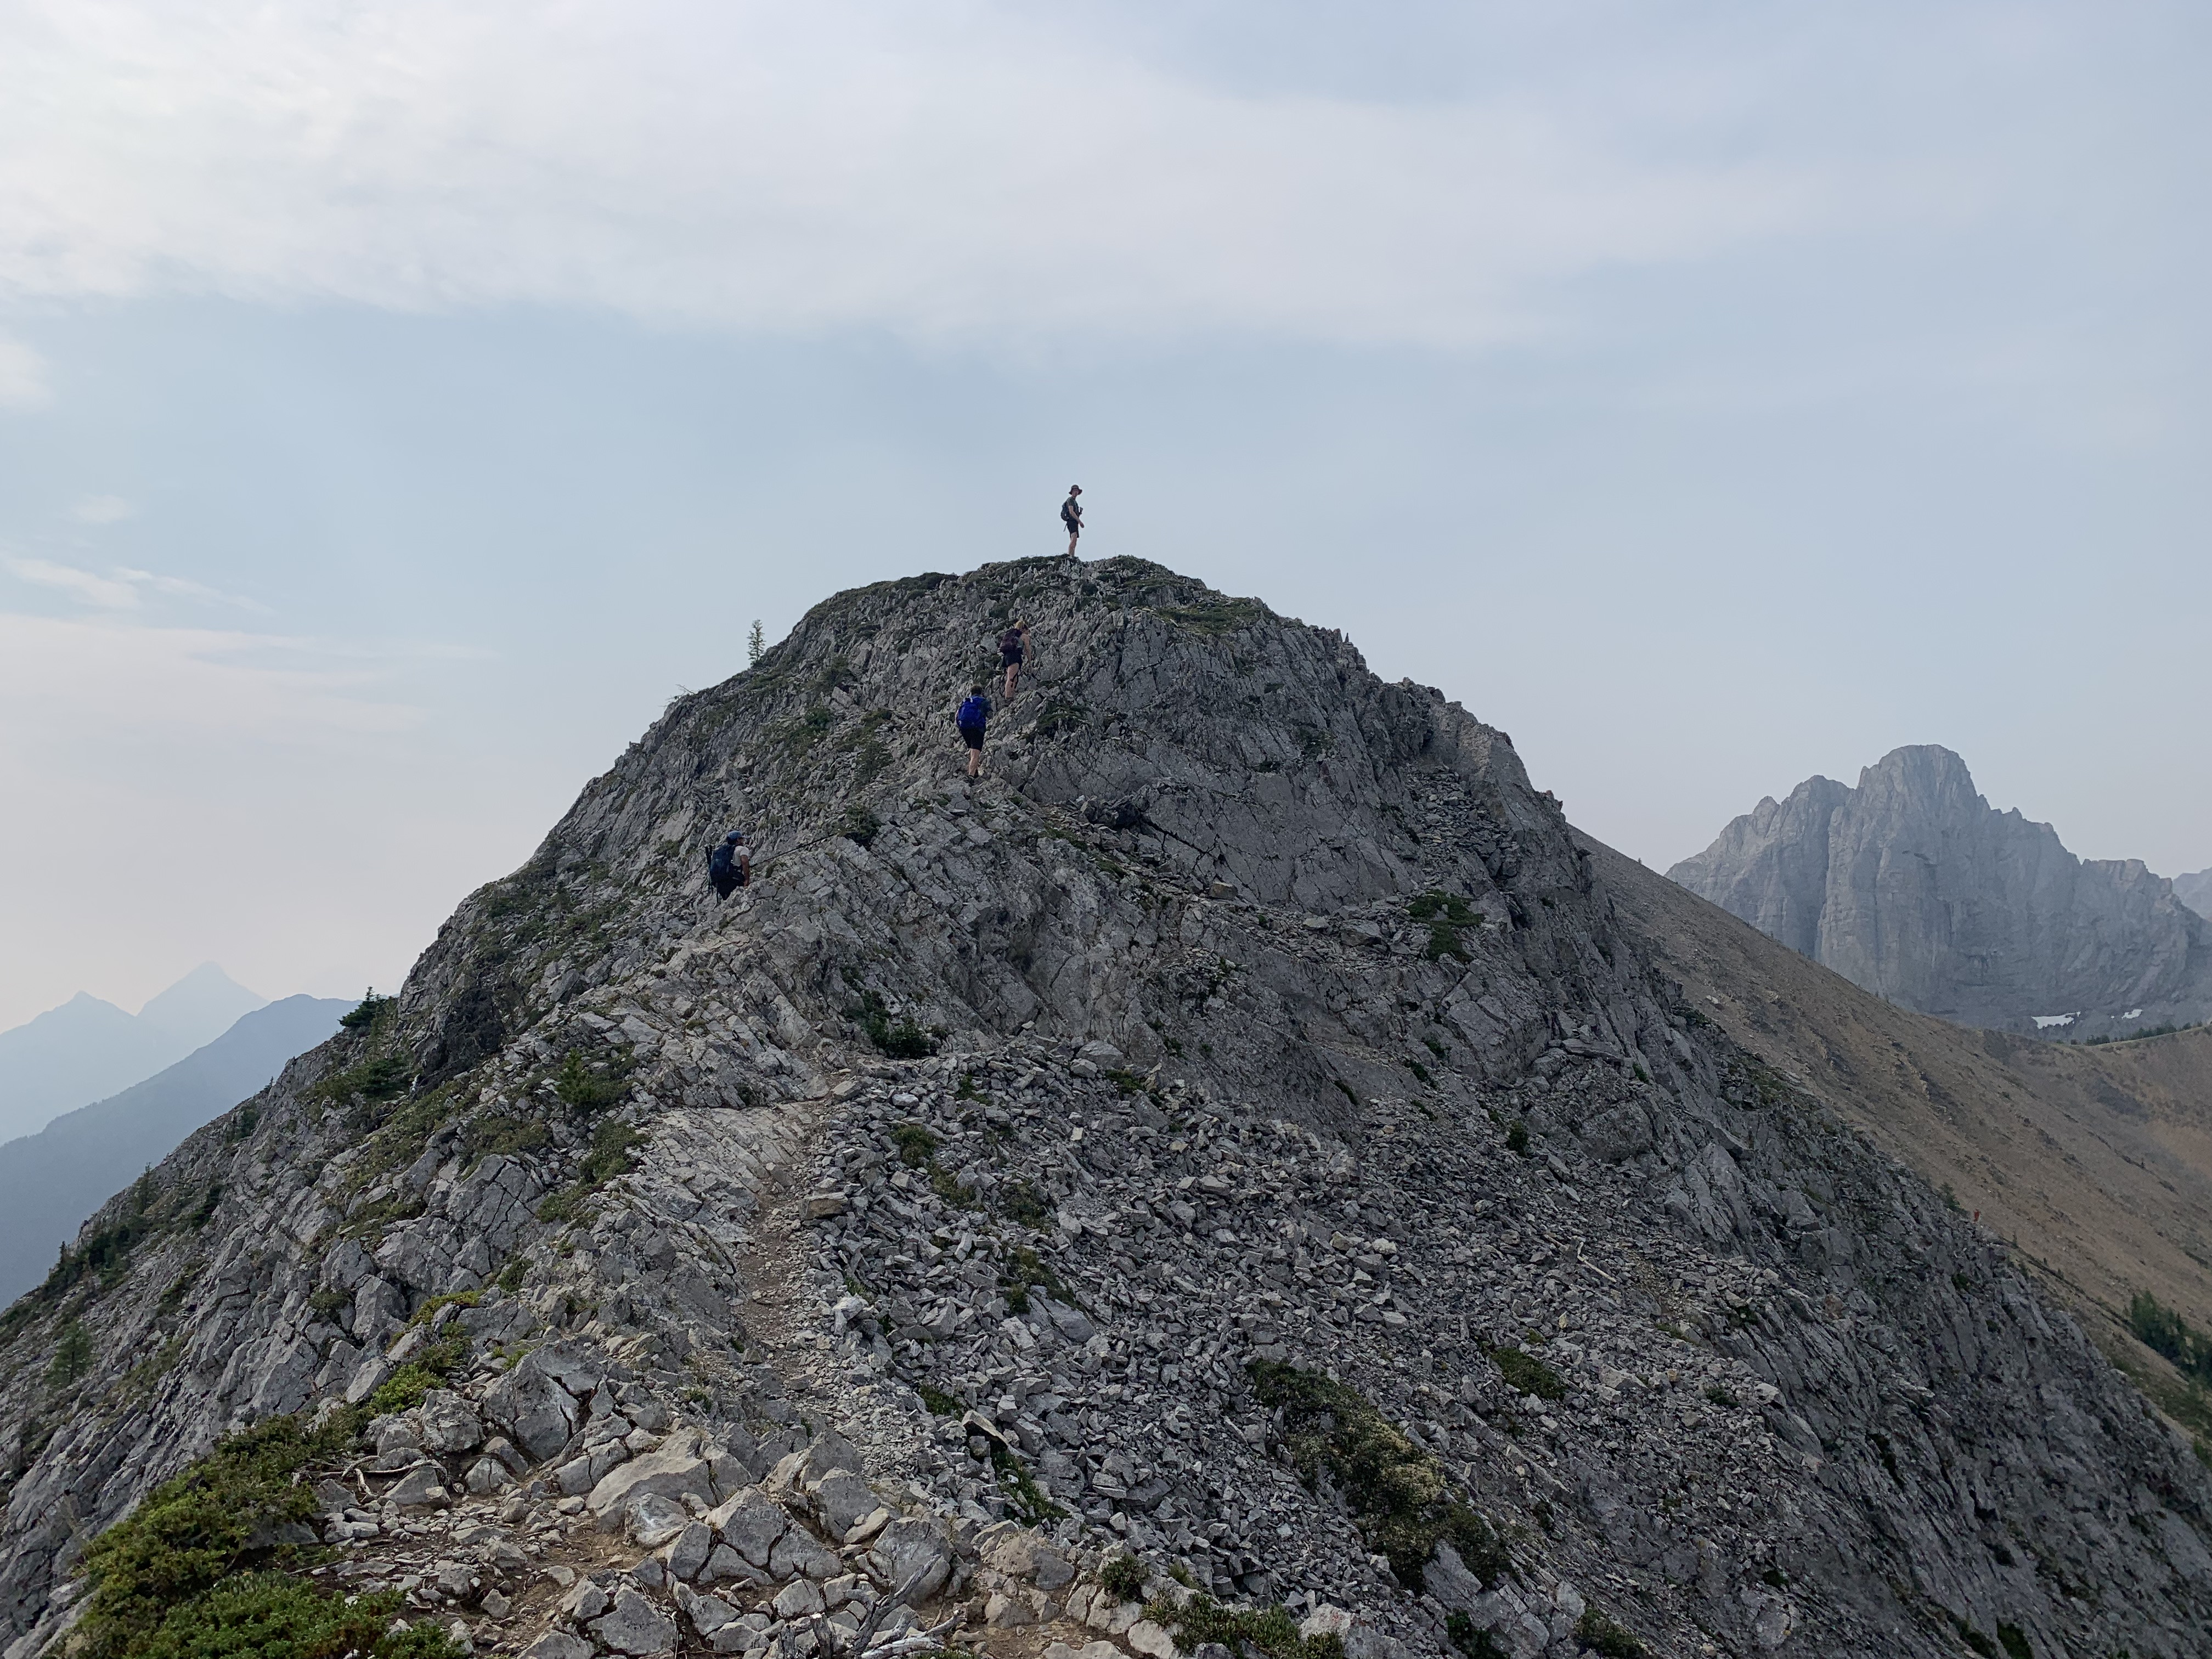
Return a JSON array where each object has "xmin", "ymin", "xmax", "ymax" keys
[
  {"xmin": 707, "ymin": 830, "xmax": 751, "ymax": 900},
  {"xmin": 956, "ymin": 684, "xmax": 992, "ymax": 778},
  {"xmin": 1000, "ymin": 620, "xmax": 1030, "ymax": 699},
  {"xmin": 1060, "ymin": 485, "xmax": 1083, "ymax": 555}
]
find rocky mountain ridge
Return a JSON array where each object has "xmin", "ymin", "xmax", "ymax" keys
[
  {"xmin": 1667, "ymin": 746, "xmax": 2212, "ymax": 1041},
  {"xmin": 2, "ymin": 558, "xmax": 2208, "ymax": 1659}
]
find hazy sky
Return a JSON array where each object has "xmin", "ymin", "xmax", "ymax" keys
[{"xmin": 1, "ymin": 1, "xmax": 2205, "ymax": 1029}]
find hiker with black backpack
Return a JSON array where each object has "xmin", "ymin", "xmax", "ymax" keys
[
  {"xmin": 1060, "ymin": 485, "xmax": 1082, "ymax": 555},
  {"xmin": 955, "ymin": 684, "xmax": 992, "ymax": 778},
  {"xmin": 1000, "ymin": 620, "xmax": 1030, "ymax": 699},
  {"xmin": 707, "ymin": 830, "xmax": 752, "ymax": 900}
]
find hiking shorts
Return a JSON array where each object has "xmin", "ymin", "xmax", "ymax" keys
[
  {"xmin": 1001, "ymin": 646, "xmax": 1024, "ymax": 667},
  {"xmin": 960, "ymin": 726, "xmax": 985, "ymax": 751}
]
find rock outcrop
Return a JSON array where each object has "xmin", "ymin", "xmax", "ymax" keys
[
  {"xmin": 1668, "ymin": 744, "xmax": 2212, "ymax": 1040},
  {"xmin": 2175, "ymin": 868, "xmax": 2212, "ymax": 924},
  {"xmin": 2, "ymin": 561, "xmax": 2208, "ymax": 1659}
]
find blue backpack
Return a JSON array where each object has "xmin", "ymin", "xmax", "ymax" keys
[
  {"xmin": 708, "ymin": 840, "xmax": 735, "ymax": 881},
  {"xmin": 957, "ymin": 695, "xmax": 990, "ymax": 732}
]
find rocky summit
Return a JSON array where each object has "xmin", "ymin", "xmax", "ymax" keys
[
  {"xmin": 1668, "ymin": 744, "xmax": 2212, "ymax": 1041},
  {"xmin": 2, "ymin": 558, "xmax": 2208, "ymax": 1659}
]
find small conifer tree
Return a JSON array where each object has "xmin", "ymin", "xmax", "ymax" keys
[{"xmin": 747, "ymin": 619, "xmax": 765, "ymax": 665}]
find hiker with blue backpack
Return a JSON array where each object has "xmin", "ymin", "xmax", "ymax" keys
[
  {"xmin": 707, "ymin": 830, "xmax": 752, "ymax": 900},
  {"xmin": 956, "ymin": 685, "xmax": 992, "ymax": 778}
]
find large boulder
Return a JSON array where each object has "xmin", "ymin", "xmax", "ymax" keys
[
  {"xmin": 867, "ymin": 1516, "xmax": 954, "ymax": 1601},
  {"xmin": 479, "ymin": 1350, "xmax": 584, "ymax": 1463},
  {"xmin": 589, "ymin": 1427, "xmax": 716, "ymax": 1520}
]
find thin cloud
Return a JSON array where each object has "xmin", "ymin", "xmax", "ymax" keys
[
  {"xmin": 5, "ymin": 556, "xmax": 138, "ymax": 608},
  {"xmin": 0, "ymin": 611, "xmax": 425, "ymax": 743},
  {"xmin": 72, "ymin": 495, "xmax": 134, "ymax": 523},
  {"xmin": 0, "ymin": 3, "xmax": 1827, "ymax": 349},
  {"xmin": 4, "ymin": 555, "xmax": 267, "ymax": 613},
  {"xmin": 0, "ymin": 333, "xmax": 49, "ymax": 407}
]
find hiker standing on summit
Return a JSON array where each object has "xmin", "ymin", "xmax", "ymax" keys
[
  {"xmin": 955, "ymin": 684, "xmax": 992, "ymax": 779},
  {"xmin": 1000, "ymin": 620, "xmax": 1030, "ymax": 699},
  {"xmin": 1061, "ymin": 485, "xmax": 1083, "ymax": 556}
]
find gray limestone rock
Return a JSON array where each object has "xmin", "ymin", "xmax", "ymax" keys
[
  {"xmin": 1670, "ymin": 745, "xmax": 2212, "ymax": 1039},
  {"xmin": 591, "ymin": 1588, "xmax": 679, "ymax": 1656}
]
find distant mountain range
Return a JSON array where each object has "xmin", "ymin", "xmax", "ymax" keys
[
  {"xmin": 2177, "ymin": 868, "xmax": 2212, "ymax": 922},
  {"xmin": 0, "ymin": 994, "xmax": 349, "ymax": 1304},
  {"xmin": 0, "ymin": 964, "xmax": 267, "ymax": 1143},
  {"xmin": 1669, "ymin": 746, "xmax": 2212, "ymax": 1041}
]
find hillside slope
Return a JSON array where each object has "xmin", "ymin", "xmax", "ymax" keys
[
  {"xmin": 2, "ymin": 558, "xmax": 2207, "ymax": 1659},
  {"xmin": 1667, "ymin": 746, "xmax": 2212, "ymax": 1041},
  {"xmin": 0, "ymin": 996, "xmax": 349, "ymax": 1302},
  {"xmin": 1595, "ymin": 841, "xmax": 2212, "ymax": 1337}
]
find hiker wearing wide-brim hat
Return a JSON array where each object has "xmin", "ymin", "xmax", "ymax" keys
[{"xmin": 1060, "ymin": 485, "xmax": 1083, "ymax": 556}]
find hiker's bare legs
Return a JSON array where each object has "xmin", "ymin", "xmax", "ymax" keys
[
  {"xmin": 967, "ymin": 748, "xmax": 983, "ymax": 779},
  {"xmin": 1003, "ymin": 663, "xmax": 1018, "ymax": 699}
]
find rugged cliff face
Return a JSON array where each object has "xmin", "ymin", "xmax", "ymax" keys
[
  {"xmin": 2, "ymin": 561, "xmax": 2208, "ymax": 1659},
  {"xmin": 1668, "ymin": 745, "xmax": 2212, "ymax": 1040}
]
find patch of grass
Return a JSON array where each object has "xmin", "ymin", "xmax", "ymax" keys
[
  {"xmin": 849, "ymin": 989, "xmax": 938, "ymax": 1059},
  {"xmin": 917, "ymin": 1384, "xmax": 961, "ymax": 1417},
  {"xmin": 72, "ymin": 1409, "xmax": 374, "ymax": 1659},
  {"xmin": 535, "ymin": 1118, "xmax": 646, "ymax": 1224},
  {"xmin": 1444, "ymin": 1612, "xmax": 1506, "ymax": 1659},
  {"xmin": 369, "ymin": 1330, "xmax": 469, "ymax": 1415},
  {"xmin": 554, "ymin": 1046, "xmax": 634, "ymax": 1110},
  {"xmin": 1995, "ymin": 1624, "xmax": 2033, "ymax": 1659},
  {"xmin": 1406, "ymin": 1058, "xmax": 1434, "ymax": 1087},
  {"xmin": 341, "ymin": 1191, "xmax": 427, "ymax": 1241},
  {"xmin": 987, "ymin": 1441, "xmax": 1063, "ymax": 1526},
  {"xmin": 1098, "ymin": 1554, "xmax": 1147, "ymax": 1602},
  {"xmin": 1572, "ymin": 1611, "xmax": 1645, "ymax": 1658},
  {"xmin": 840, "ymin": 805, "xmax": 882, "ymax": 847},
  {"xmin": 1491, "ymin": 1347, "xmax": 1566, "ymax": 1402},
  {"xmin": 1704, "ymin": 1385, "xmax": 1739, "ymax": 1408},
  {"xmin": 120, "ymin": 1338, "xmax": 186, "ymax": 1402},
  {"xmin": 495, "ymin": 1257, "xmax": 528, "ymax": 1294},
  {"xmin": 890, "ymin": 1125, "xmax": 938, "ymax": 1167},
  {"xmin": 314, "ymin": 1053, "xmax": 414, "ymax": 1105},
  {"xmin": 1001, "ymin": 1178, "xmax": 1049, "ymax": 1228},
  {"xmin": 1249, "ymin": 1361, "xmax": 1509, "ymax": 1593},
  {"xmin": 998, "ymin": 1245, "xmax": 1069, "ymax": 1315},
  {"xmin": 464, "ymin": 1111, "xmax": 552, "ymax": 1163},
  {"xmin": 1147, "ymin": 1594, "xmax": 1343, "ymax": 1659}
]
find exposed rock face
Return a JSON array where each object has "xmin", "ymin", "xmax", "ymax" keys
[
  {"xmin": 2176, "ymin": 868, "xmax": 2212, "ymax": 923},
  {"xmin": 1, "ymin": 561, "xmax": 2207, "ymax": 1659},
  {"xmin": 1669, "ymin": 744, "xmax": 2212, "ymax": 1039}
]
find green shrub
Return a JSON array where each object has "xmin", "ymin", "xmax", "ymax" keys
[
  {"xmin": 2129, "ymin": 1290, "xmax": 2212, "ymax": 1386},
  {"xmin": 840, "ymin": 805, "xmax": 882, "ymax": 847},
  {"xmin": 74, "ymin": 1412, "xmax": 366, "ymax": 1659},
  {"xmin": 1001, "ymin": 1178, "xmax": 1049, "ymax": 1228},
  {"xmin": 890, "ymin": 1125, "xmax": 938, "ymax": 1167},
  {"xmin": 917, "ymin": 1384, "xmax": 961, "ymax": 1417},
  {"xmin": 554, "ymin": 1047, "xmax": 633, "ymax": 1110},
  {"xmin": 1249, "ymin": 1361, "xmax": 1509, "ymax": 1592},
  {"xmin": 337, "ymin": 991, "xmax": 395, "ymax": 1032},
  {"xmin": 369, "ymin": 1330, "xmax": 467, "ymax": 1415},
  {"xmin": 1098, "ymin": 1554, "xmax": 1147, "ymax": 1601},
  {"xmin": 1504, "ymin": 1121, "xmax": 1529, "ymax": 1156},
  {"xmin": 1444, "ymin": 1612, "xmax": 1505, "ymax": 1659},
  {"xmin": 849, "ymin": 991, "xmax": 937, "ymax": 1059},
  {"xmin": 1995, "ymin": 1624, "xmax": 2033, "ymax": 1659},
  {"xmin": 136, "ymin": 1572, "xmax": 459, "ymax": 1659},
  {"xmin": 1572, "ymin": 1610, "xmax": 1644, "ymax": 1657},
  {"xmin": 537, "ymin": 1116, "xmax": 646, "ymax": 1223},
  {"xmin": 1148, "ymin": 1593, "xmax": 1343, "ymax": 1659},
  {"xmin": 1491, "ymin": 1347, "xmax": 1566, "ymax": 1401}
]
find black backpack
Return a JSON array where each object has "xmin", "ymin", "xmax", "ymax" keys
[{"xmin": 708, "ymin": 840, "xmax": 736, "ymax": 881}]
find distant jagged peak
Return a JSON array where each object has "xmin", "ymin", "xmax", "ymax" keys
[{"xmin": 1670, "ymin": 744, "xmax": 2212, "ymax": 1040}]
